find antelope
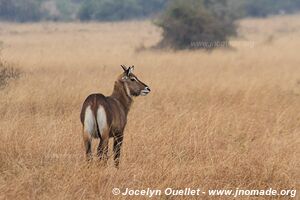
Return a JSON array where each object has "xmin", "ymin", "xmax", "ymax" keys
[{"xmin": 80, "ymin": 65, "xmax": 150, "ymax": 167}]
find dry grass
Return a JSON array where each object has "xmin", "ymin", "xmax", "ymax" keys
[{"xmin": 0, "ymin": 15, "xmax": 299, "ymax": 200}]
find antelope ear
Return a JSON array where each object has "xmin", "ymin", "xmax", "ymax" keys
[
  {"xmin": 121, "ymin": 65, "xmax": 127, "ymax": 72},
  {"xmin": 128, "ymin": 65, "xmax": 134, "ymax": 74}
]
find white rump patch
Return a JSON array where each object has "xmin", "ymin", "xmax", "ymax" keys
[
  {"xmin": 97, "ymin": 105, "xmax": 108, "ymax": 138},
  {"xmin": 84, "ymin": 106, "xmax": 96, "ymax": 137}
]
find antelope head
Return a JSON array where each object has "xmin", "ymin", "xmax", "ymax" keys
[{"xmin": 120, "ymin": 65, "xmax": 151, "ymax": 97}]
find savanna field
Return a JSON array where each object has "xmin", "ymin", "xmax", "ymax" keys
[{"xmin": 0, "ymin": 15, "xmax": 299, "ymax": 199}]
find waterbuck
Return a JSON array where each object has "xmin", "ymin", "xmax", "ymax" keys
[{"xmin": 80, "ymin": 65, "xmax": 150, "ymax": 167}]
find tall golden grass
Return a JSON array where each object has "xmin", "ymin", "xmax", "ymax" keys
[{"xmin": 0, "ymin": 15, "xmax": 299, "ymax": 199}]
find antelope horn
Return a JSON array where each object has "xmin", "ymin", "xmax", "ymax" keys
[{"xmin": 121, "ymin": 65, "xmax": 127, "ymax": 72}]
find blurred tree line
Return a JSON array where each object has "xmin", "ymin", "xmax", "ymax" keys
[
  {"xmin": 1, "ymin": 0, "xmax": 300, "ymax": 49},
  {"xmin": 0, "ymin": 0, "xmax": 167, "ymax": 22},
  {"xmin": 243, "ymin": 0, "xmax": 300, "ymax": 17},
  {"xmin": 78, "ymin": 0, "xmax": 167, "ymax": 21},
  {"xmin": 1, "ymin": 0, "xmax": 300, "ymax": 22}
]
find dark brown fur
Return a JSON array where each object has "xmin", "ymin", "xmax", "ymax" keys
[{"xmin": 80, "ymin": 65, "xmax": 150, "ymax": 167}]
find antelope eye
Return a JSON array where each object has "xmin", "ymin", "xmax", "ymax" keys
[{"xmin": 130, "ymin": 78, "xmax": 136, "ymax": 81}]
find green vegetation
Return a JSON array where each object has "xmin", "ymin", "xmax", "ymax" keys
[
  {"xmin": 0, "ymin": 0, "xmax": 167, "ymax": 22},
  {"xmin": 55, "ymin": 0, "xmax": 79, "ymax": 20},
  {"xmin": 0, "ymin": 0, "xmax": 44, "ymax": 22},
  {"xmin": 1, "ymin": 0, "xmax": 300, "ymax": 22},
  {"xmin": 243, "ymin": 0, "xmax": 300, "ymax": 17},
  {"xmin": 155, "ymin": 0, "xmax": 300, "ymax": 49},
  {"xmin": 1, "ymin": 0, "xmax": 300, "ymax": 50},
  {"xmin": 156, "ymin": 0, "xmax": 240, "ymax": 49},
  {"xmin": 78, "ymin": 0, "xmax": 167, "ymax": 21}
]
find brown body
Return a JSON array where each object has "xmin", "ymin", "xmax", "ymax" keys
[{"xmin": 80, "ymin": 65, "xmax": 150, "ymax": 167}]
